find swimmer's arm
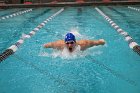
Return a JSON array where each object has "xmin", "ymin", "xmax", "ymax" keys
[
  {"xmin": 43, "ymin": 40, "xmax": 64, "ymax": 49},
  {"xmin": 89, "ymin": 39, "xmax": 105, "ymax": 46},
  {"xmin": 78, "ymin": 39, "xmax": 105, "ymax": 50},
  {"xmin": 44, "ymin": 42, "xmax": 54, "ymax": 48}
]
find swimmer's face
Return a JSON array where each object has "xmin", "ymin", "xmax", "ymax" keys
[{"xmin": 65, "ymin": 41, "xmax": 76, "ymax": 52}]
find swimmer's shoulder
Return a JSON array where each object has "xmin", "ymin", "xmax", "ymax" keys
[{"xmin": 77, "ymin": 40, "xmax": 89, "ymax": 50}]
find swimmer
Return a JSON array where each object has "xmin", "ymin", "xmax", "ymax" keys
[{"xmin": 44, "ymin": 33, "xmax": 105, "ymax": 53}]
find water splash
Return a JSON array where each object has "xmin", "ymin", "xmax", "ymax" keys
[
  {"xmin": 59, "ymin": 45, "xmax": 84, "ymax": 59},
  {"xmin": 70, "ymin": 27, "xmax": 82, "ymax": 37},
  {"xmin": 39, "ymin": 45, "xmax": 102, "ymax": 60},
  {"xmin": 39, "ymin": 30, "xmax": 103, "ymax": 59},
  {"xmin": 69, "ymin": 27, "xmax": 93, "ymax": 39},
  {"xmin": 38, "ymin": 46, "xmax": 49, "ymax": 57}
]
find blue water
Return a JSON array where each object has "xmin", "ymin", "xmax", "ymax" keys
[
  {"xmin": 0, "ymin": 6, "xmax": 140, "ymax": 93},
  {"xmin": 100, "ymin": 5, "xmax": 140, "ymax": 44}
]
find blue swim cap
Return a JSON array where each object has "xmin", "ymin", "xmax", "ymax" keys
[{"xmin": 65, "ymin": 33, "xmax": 76, "ymax": 42}]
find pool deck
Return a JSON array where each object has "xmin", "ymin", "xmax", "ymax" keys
[{"xmin": 0, "ymin": 1, "xmax": 140, "ymax": 8}]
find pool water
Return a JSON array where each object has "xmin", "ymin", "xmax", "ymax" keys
[
  {"xmin": 100, "ymin": 5, "xmax": 140, "ymax": 44},
  {"xmin": 0, "ymin": 6, "xmax": 140, "ymax": 93}
]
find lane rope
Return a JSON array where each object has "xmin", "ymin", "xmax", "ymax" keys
[
  {"xmin": 0, "ymin": 9, "xmax": 33, "ymax": 21},
  {"xmin": 0, "ymin": 8, "xmax": 64, "ymax": 62},
  {"xmin": 128, "ymin": 6, "xmax": 140, "ymax": 12},
  {"xmin": 95, "ymin": 7, "xmax": 140, "ymax": 56}
]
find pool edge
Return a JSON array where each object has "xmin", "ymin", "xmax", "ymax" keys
[{"xmin": 0, "ymin": 1, "xmax": 140, "ymax": 8}]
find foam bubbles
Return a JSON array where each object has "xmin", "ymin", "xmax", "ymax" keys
[
  {"xmin": 70, "ymin": 28, "xmax": 82, "ymax": 37},
  {"xmin": 39, "ymin": 45, "xmax": 103, "ymax": 60},
  {"xmin": 69, "ymin": 27, "xmax": 89, "ymax": 39},
  {"xmin": 60, "ymin": 45, "xmax": 83, "ymax": 59}
]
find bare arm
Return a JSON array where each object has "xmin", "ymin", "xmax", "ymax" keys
[
  {"xmin": 89, "ymin": 39, "xmax": 105, "ymax": 46},
  {"xmin": 78, "ymin": 39, "xmax": 105, "ymax": 50},
  {"xmin": 43, "ymin": 40, "xmax": 65, "ymax": 49},
  {"xmin": 44, "ymin": 42, "xmax": 53, "ymax": 48}
]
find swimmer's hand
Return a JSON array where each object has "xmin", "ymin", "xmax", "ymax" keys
[
  {"xmin": 43, "ymin": 44, "xmax": 47, "ymax": 48},
  {"xmin": 99, "ymin": 39, "xmax": 105, "ymax": 45},
  {"xmin": 43, "ymin": 43, "xmax": 52, "ymax": 48}
]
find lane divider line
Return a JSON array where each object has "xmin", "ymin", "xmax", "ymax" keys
[
  {"xmin": 0, "ymin": 8, "xmax": 64, "ymax": 62},
  {"xmin": 128, "ymin": 6, "xmax": 140, "ymax": 12},
  {"xmin": 0, "ymin": 9, "xmax": 33, "ymax": 21},
  {"xmin": 95, "ymin": 7, "xmax": 140, "ymax": 56}
]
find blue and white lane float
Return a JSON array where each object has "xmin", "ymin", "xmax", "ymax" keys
[
  {"xmin": 0, "ymin": 8, "xmax": 64, "ymax": 62},
  {"xmin": 128, "ymin": 6, "xmax": 140, "ymax": 12},
  {"xmin": 95, "ymin": 7, "xmax": 140, "ymax": 56},
  {"xmin": 0, "ymin": 9, "xmax": 33, "ymax": 21}
]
